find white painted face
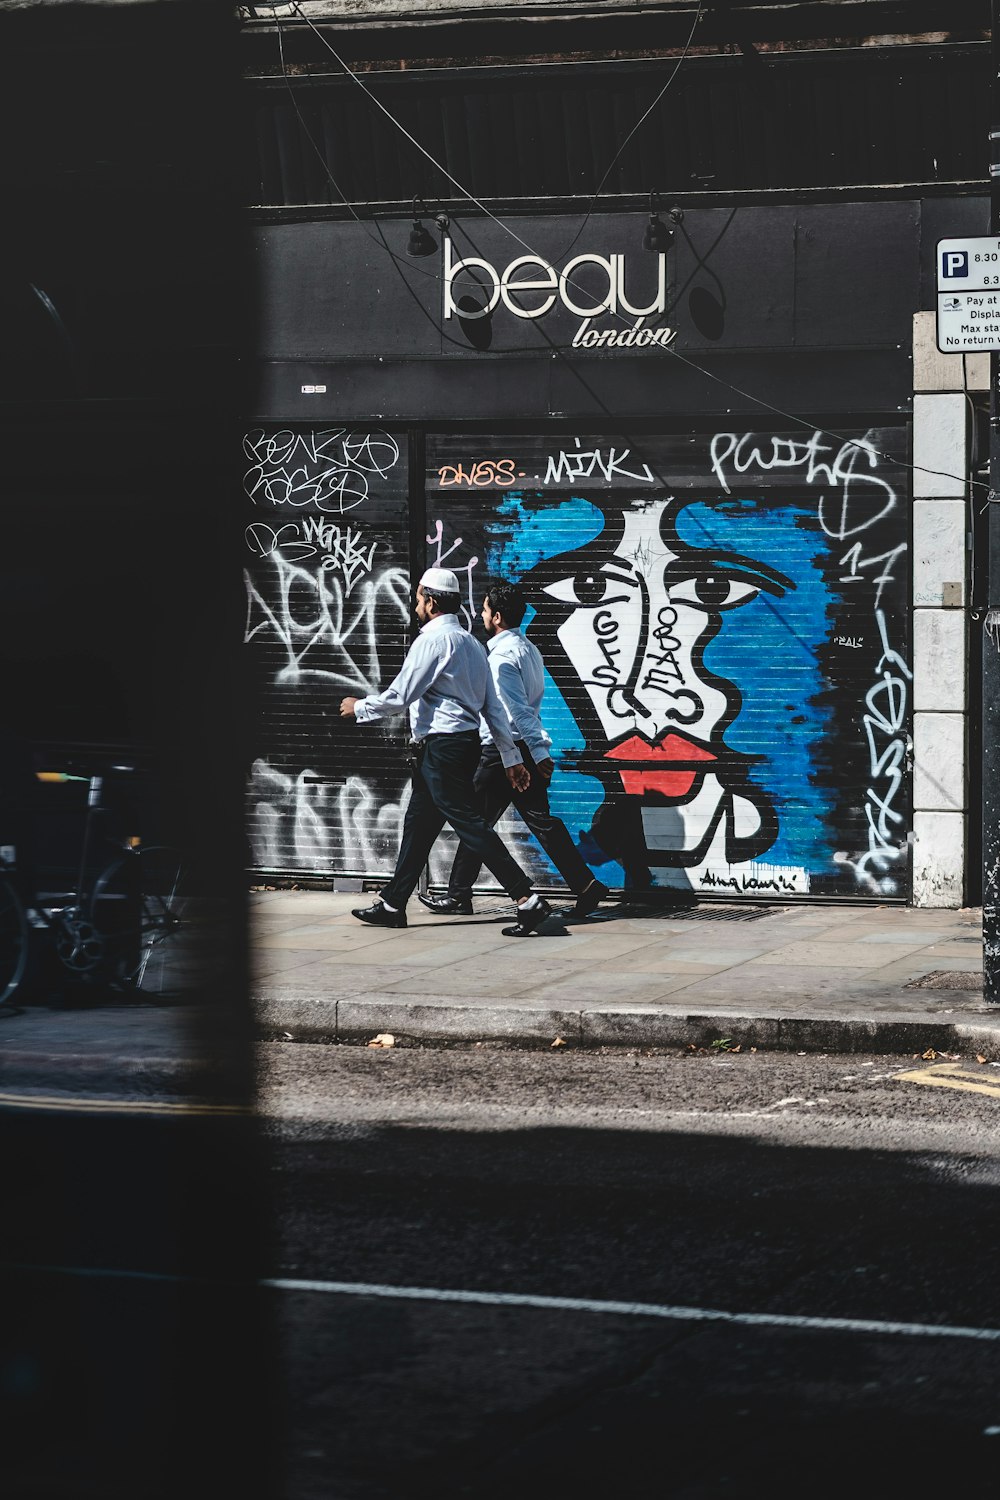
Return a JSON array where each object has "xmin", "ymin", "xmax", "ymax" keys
[{"xmin": 542, "ymin": 500, "xmax": 762, "ymax": 750}]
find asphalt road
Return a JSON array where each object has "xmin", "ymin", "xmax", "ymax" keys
[{"xmin": 257, "ymin": 1042, "xmax": 1000, "ymax": 1500}]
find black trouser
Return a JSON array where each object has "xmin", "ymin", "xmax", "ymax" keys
[
  {"xmin": 380, "ymin": 730, "xmax": 532, "ymax": 910},
  {"xmin": 449, "ymin": 742, "xmax": 595, "ymax": 900}
]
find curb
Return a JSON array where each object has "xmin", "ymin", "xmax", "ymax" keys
[
  {"xmin": 7, "ymin": 1004, "xmax": 999, "ymax": 1096},
  {"xmin": 252, "ymin": 995, "xmax": 1000, "ymax": 1058}
]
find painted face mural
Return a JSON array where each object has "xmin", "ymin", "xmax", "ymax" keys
[{"xmin": 522, "ymin": 495, "xmax": 794, "ymax": 890}]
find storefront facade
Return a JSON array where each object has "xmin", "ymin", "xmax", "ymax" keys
[{"xmin": 243, "ymin": 194, "xmax": 988, "ymax": 904}]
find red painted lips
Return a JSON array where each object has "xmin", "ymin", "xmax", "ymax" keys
[{"xmin": 604, "ymin": 732, "xmax": 717, "ymax": 798}]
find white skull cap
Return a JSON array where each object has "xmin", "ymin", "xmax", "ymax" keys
[{"xmin": 418, "ymin": 567, "xmax": 461, "ymax": 593}]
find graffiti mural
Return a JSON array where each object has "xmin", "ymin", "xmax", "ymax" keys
[
  {"xmin": 242, "ymin": 424, "xmax": 910, "ymax": 899},
  {"xmin": 427, "ymin": 429, "xmax": 910, "ymax": 900},
  {"xmin": 243, "ymin": 427, "xmax": 411, "ymax": 874}
]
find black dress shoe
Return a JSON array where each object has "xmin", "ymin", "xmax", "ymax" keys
[
  {"xmin": 351, "ymin": 900, "xmax": 407, "ymax": 929},
  {"xmin": 501, "ymin": 896, "xmax": 563, "ymax": 937},
  {"xmin": 417, "ymin": 893, "xmax": 474, "ymax": 916},
  {"xmin": 574, "ymin": 879, "xmax": 609, "ymax": 917}
]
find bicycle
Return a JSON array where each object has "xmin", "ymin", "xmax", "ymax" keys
[{"xmin": 0, "ymin": 754, "xmax": 187, "ymax": 1006}]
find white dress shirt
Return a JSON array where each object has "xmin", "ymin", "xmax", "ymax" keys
[
  {"xmin": 480, "ymin": 628, "xmax": 552, "ymax": 765},
  {"xmin": 354, "ymin": 614, "xmax": 523, "ymax": 768}
]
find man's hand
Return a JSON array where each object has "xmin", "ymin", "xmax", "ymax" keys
[
  {"xmin": 340, "ymin": 697, "xmax": 360, "ymax": 719},
  {"xmin": 536, "ymin": 758, "xmax": 555, "ymax": 783},
  {"xmin": 506, "ymin": 762, "xmax": 531, "ymax": 793}
]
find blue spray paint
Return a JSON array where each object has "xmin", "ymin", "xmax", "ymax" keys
[{"xmin": 675, "ymin": 499, "xmax": 835, "ymax": 869}]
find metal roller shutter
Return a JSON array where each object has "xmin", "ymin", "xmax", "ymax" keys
[{"xmin": 243, "ymin": 425, "xmax": 411, "ymax": 878}]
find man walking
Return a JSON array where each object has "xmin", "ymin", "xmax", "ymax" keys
[
  {"xmin": 418, "ymin": 581, "xmax": 609, "ymax": 919},
  {"xmin": 340, "ymin": 567, "xmax": 560, "ymax": 937}
]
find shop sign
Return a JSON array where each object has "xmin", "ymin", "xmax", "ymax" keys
[{"xmin": 443, "ymin": 237, "xmax": 676, "ymax": 350}]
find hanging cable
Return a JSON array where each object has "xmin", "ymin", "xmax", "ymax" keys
[{"xmin": 556, "ymin": 2, "xmax": 705, "ymax": 261}]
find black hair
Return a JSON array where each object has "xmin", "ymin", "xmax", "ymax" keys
[
  {"xmin": 419, "ymin": 585, "xmax": 462, "ymax": 616},
  {"xmin": 485, "ymin": 580, "xmax": 526, "ymax": 628}
]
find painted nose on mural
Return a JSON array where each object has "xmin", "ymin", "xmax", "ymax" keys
[
  {"xmin": 632, "ymin": 586, "xmax": 710, "ymax": 731},
  {"xmin": 604, "ymin": 730, "xmax": 717, "ymax": 798}
]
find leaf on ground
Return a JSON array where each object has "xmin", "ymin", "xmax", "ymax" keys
[
  {"xmin": 977, "ymin": 1054, "xmax": 988, "ymax": 1064},
  {"xmin": 551, "ymin": 1036, "xmax": 567, "ymax": 1048},
  {"xmin": 921, "ymin": 1048, "xmax": 938, "ymax": 1060},
  {"xmin": 367, "ymin": 1033, "xmax": 396, "ymax": 1048},
  {"xmin": 728, "ymin": 1044, "xmax": 742, "ymax": 1054}
]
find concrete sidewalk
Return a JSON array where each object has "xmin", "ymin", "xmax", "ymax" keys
[
  {"xmin": 251, "ymin": 890, "xmax": 998, "ymax": 1057},
  {"xmin": 1, "ymin": 893, "xmax": 996, "ymax": 1096}
]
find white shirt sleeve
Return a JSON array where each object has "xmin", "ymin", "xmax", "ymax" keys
[
  {"xmin": 492, "ymin": 653, "xmax": 550, "ymax": 764},
  {"xmin": 354, "ymin": 635, "xmax": 440, "ymax": 723},
  {"xmin": 481, "ymin": 671, "xmax": 523, "ymax": 768}
]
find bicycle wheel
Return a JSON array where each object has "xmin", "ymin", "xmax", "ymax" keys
[
  {"xmin": 0, "ymin": 874, "xmax": 30, "ymax": 1005},
  {"xmin": 89, "ymin": 846, "xmax": 188, "ymax": 998}
]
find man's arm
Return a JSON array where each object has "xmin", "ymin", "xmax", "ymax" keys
[
  {"xmin": 481, "ymin": 671, "xmax": 525, "ymax": 772},
  {"xmin": 493, "ymin": 655, "xmax": 550, "ymax": 765},
  {"xmin": 342, "ymin": 636, "xmax": 439, "ymax": 724}
]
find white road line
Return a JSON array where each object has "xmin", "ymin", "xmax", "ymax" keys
[
  {"xmin": 11, "ymin": 1263, "xmax": 1000, "ymax": 1343},
  {"xmin": 260, "ymin": 1278, "xmax": 1000, "ymax": 1343}
]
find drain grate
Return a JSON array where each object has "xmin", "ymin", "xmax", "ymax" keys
[
  {"xmin": 904, "ymin": 969, "xmax": 983, "ymax": 990},
  {"xmin": 617, "ymin": 903, "xmax": 779, "ymax": 923}
]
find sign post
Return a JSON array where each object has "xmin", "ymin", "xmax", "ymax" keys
[{"xmin": 984, "ymin": 0, "xmax": 1000, "ymax": 1004}]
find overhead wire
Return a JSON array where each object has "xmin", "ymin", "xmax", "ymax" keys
[
  {"xmin": 555, "ymin": 1, "xmax": 705, "ymax": 261},
  {"xmin": 270, "ymin": 1, "xmax": 986, "ymax": 499}
]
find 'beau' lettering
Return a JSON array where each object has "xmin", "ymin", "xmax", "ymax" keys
[{"xmin": 442, "ymin": 236, "xmax": 673, "ymax": 351}]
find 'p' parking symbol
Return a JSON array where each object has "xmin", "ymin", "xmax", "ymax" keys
[{"xmin": 942, "ymin": 250, "xmax": 969, "ymax": 278}]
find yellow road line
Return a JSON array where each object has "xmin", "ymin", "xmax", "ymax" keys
[
  {"xmin": 0, "ymin": 1090, "xmax": 250, "ymax": 1117},
  {"xmin": 892, "ymin": 1062, "xmax": 1000, "ymax": 1099}
]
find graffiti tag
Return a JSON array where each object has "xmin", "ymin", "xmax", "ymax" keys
[{"xmin": 243, "ymin": 428, "xmax": 400, "ymax": 513}]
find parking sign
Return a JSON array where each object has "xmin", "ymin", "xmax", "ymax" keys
[
  {"xmin": 941, "ymin": 250, "xmax": 970, "ymax": 279},
  {"xmin": 936, "ymin": 236, "xmax": 1000, "ymax": 352},
  {"xmin": 937, "ymin": 237, "xmax": 1000, "ymax": 291}
]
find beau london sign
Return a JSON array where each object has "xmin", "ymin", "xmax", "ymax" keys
[{"xmin": 442, "ymin": 236, "xmax": 677, "ymax": 351}]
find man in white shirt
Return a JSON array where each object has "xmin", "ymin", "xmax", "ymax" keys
[
  {"xmin": 339, "ymin": 567, "xmax": 560, "ymax": 936},
  {"xmin": 419, "ymin": 581, "xmax": 609, "ymax": 919}
]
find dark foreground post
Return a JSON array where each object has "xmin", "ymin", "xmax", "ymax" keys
[
  {"xmin": 0, "ymin": 4, "xmax": 279, "ymax": 1497},
  {"xmin": 986, "ymin": 0, "xmax": 1000, "ymax": 1003}
]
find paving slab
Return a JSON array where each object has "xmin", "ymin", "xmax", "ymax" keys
[{"xmin": 742, "ymin": 942, "xmax": 901, "ymax": 970}]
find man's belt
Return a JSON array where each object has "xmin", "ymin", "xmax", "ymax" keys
[{"xmin": 407, "ymin": 730, "xmax": 480, "ymax": 749}]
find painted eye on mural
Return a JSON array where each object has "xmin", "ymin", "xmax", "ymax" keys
[
  {"xmin": 543, "ymin": 568, "xmax": 633, "ymax": 608},
  {"xmin": 668, "ymin": 573, "xmax": 764, "ymax": 611}
]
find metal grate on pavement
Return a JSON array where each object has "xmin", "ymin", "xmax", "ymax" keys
[{"xmin": 615, "ymin": 903, "xmax": 779, "ymax": 923}]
